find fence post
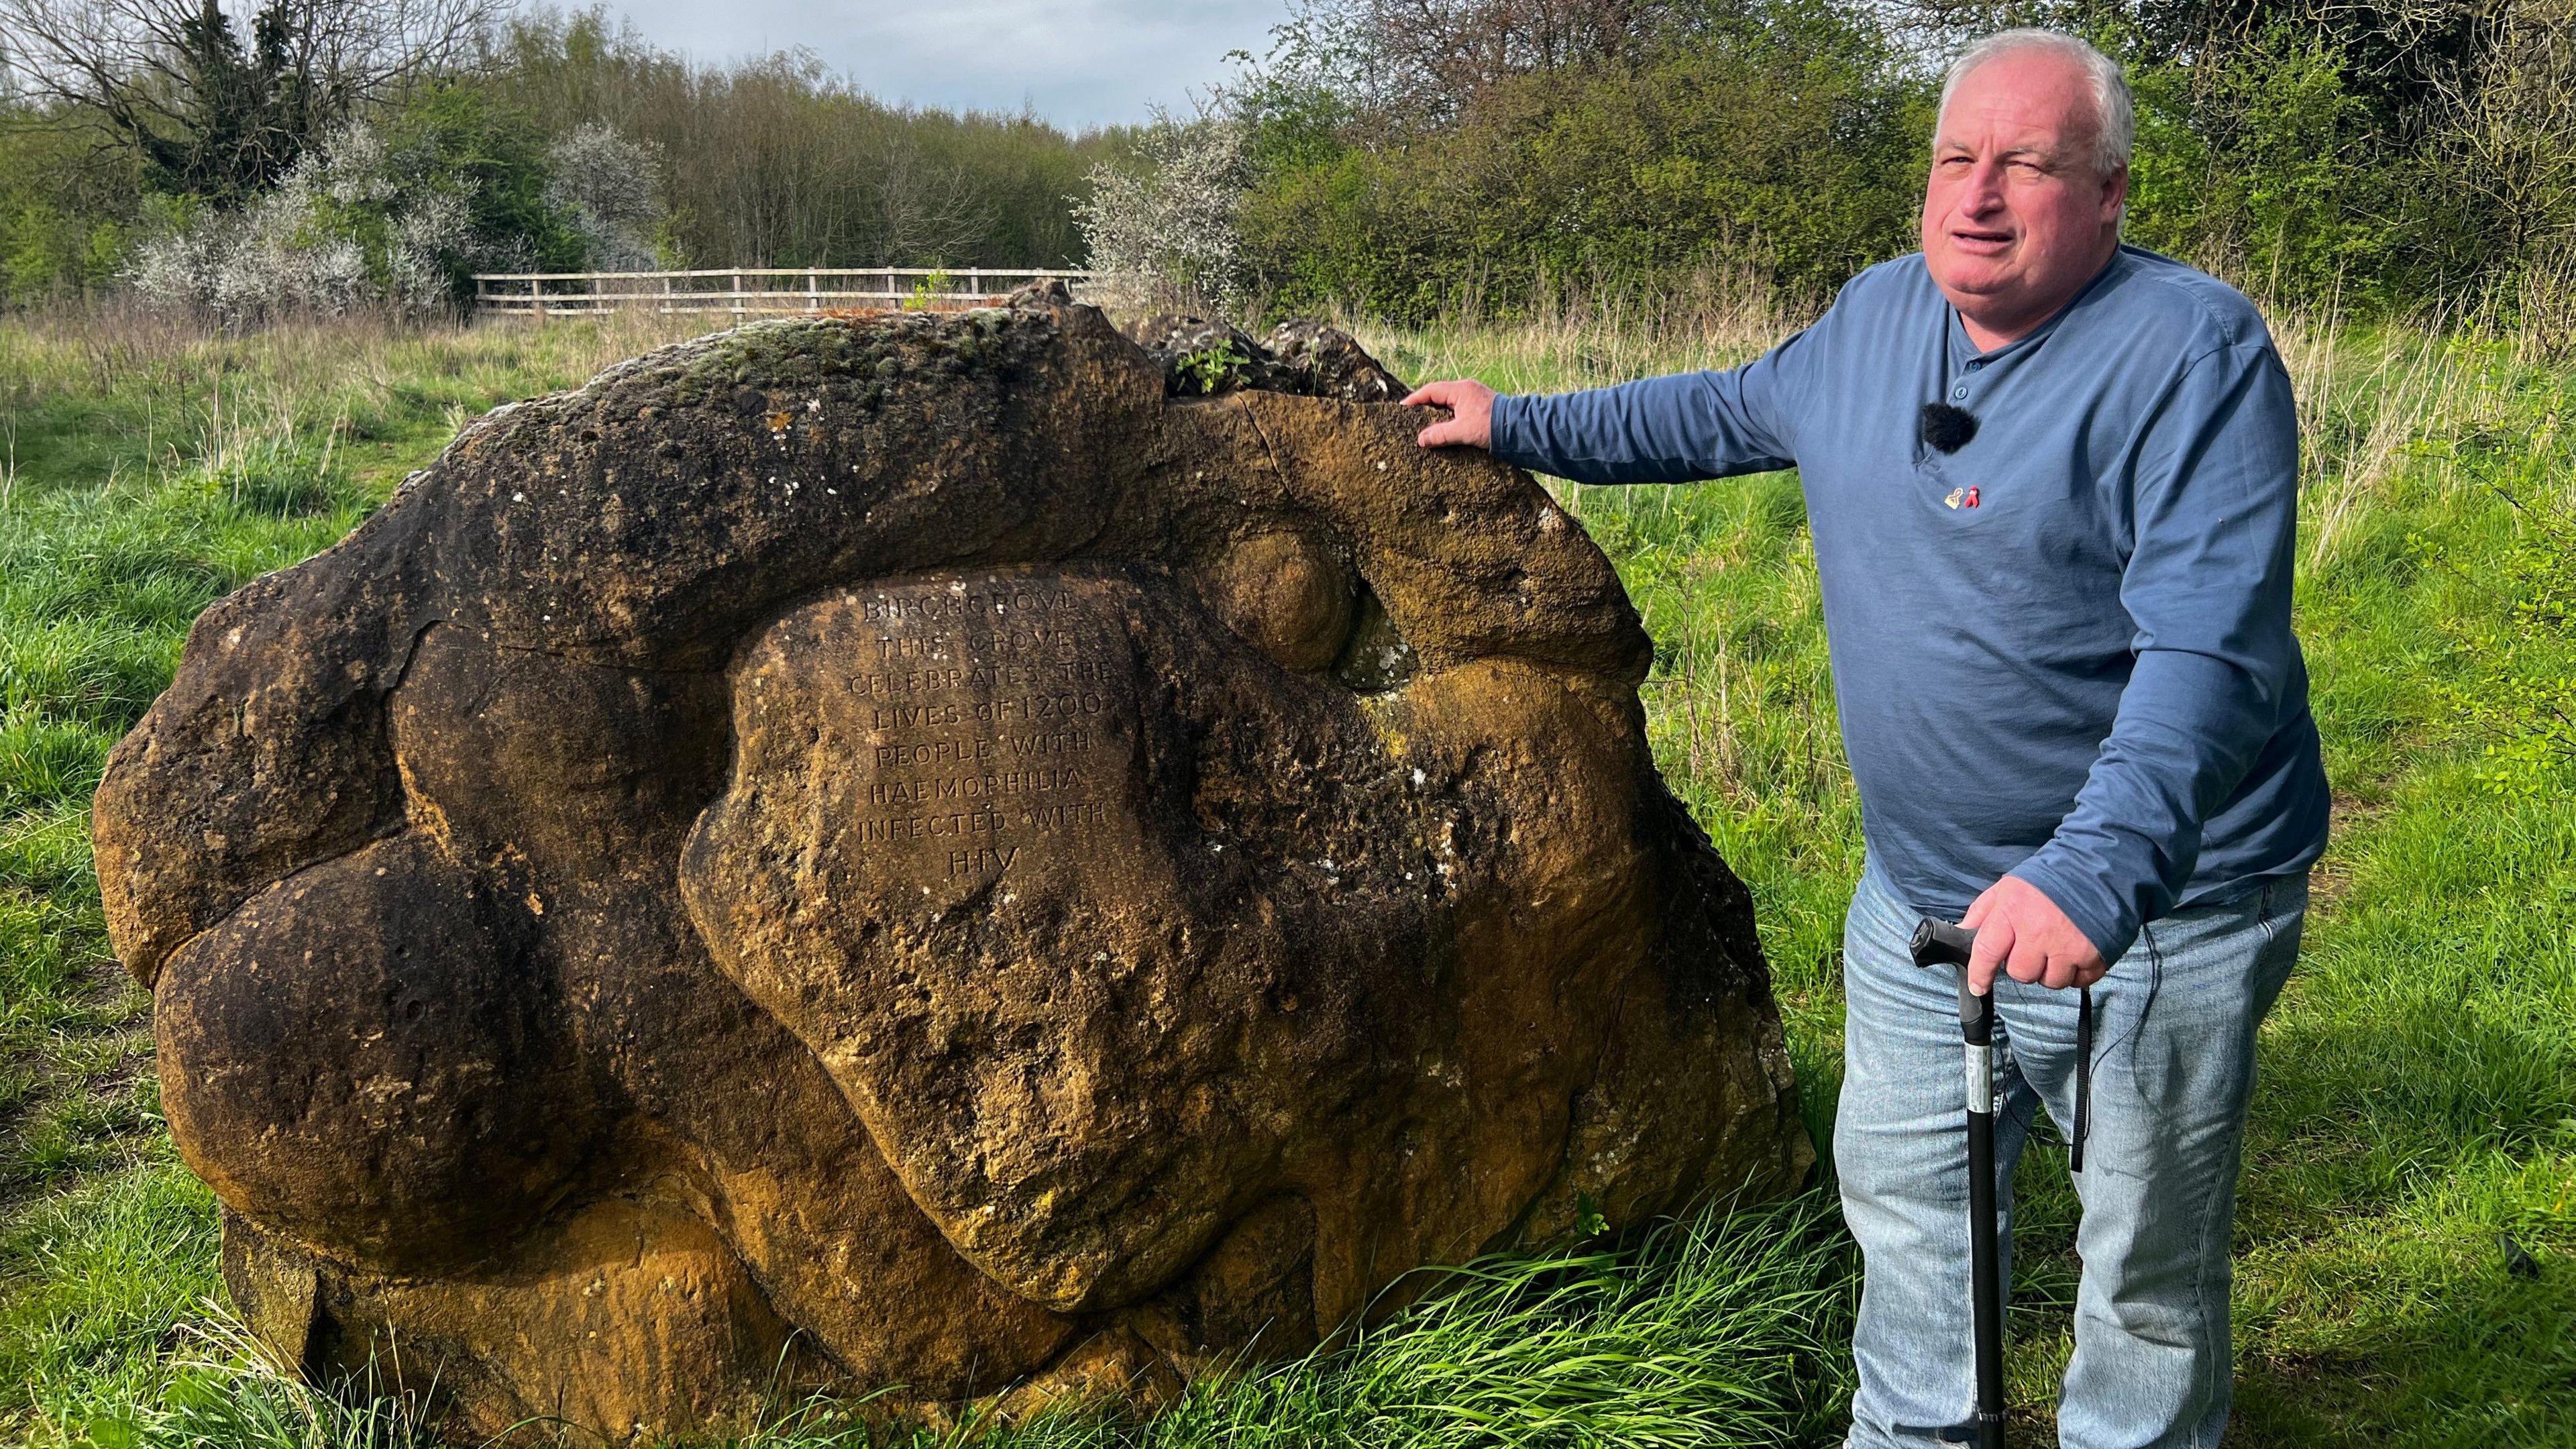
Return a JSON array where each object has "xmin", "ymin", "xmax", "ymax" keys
[{"xmin": 531, "ymin": 276, "xmax": 544, "ymax": 320}]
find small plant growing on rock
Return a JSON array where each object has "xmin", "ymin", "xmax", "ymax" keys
[{"xmin": 1173, "ymin": 339, "xmax": 1250, "ymax": 395}]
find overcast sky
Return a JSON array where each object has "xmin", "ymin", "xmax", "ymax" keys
[{"xmin": 594, "ymin": 0, "xmax": 1293, "ymax": 131}]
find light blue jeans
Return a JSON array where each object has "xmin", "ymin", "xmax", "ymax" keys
[{"xmin": 1836, "ymin": 861, "xmax": 2306, "ymax": 1449}]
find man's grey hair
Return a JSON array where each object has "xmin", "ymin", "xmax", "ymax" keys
[{"xmin": 1939, "ymin": 30, "xmax": 2135, "ymax": 178}]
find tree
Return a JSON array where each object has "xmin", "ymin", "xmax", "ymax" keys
[
  {"xmin": 1220, "ymin": 0, "xmax": 1932, "ymax": 319},
  {"xmin": 1886, "ymin": 0, "xmax": 2576, "ymax": 302},
  {"xmin": 545, "ymin": 119, "xmax": 664, "ymax": 269},
  {"xmin": 476, "ymin": 11, "xmax": 1120, "ymax": 269},
  {"xmin": 1283, "ymin": 0, "xmax": 1684, "ymax": 127},
  {"xmin": 865, "ymin": 128, "xmax": 994, "ymax": 266},
  {"xmin": 0, "ymin": 0, "xmax": 504, "ymax": 204}
]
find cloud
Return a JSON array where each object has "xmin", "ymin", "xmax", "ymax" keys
[{"xmin": 601, "ymin": 0, "xmax": 1288, "ymax": 130}]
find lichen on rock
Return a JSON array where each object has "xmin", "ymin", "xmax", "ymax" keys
[{"xmin": 95, "ymin": 281, "xmax": 1812, "ymax": 1440}]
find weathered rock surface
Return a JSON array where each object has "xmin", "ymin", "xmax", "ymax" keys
[
  {"xmin": 96, "ymin": 284, "xmax": 1811, "ymax": 1441},
  {"xmin": 1129, "ymin": 315, "xmax": 1408, "ymax": 401}
]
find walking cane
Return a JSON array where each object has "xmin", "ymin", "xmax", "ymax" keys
[{"xmin": 1909, "ymin": 917, "xmax": 2006, "ymax": 1449}]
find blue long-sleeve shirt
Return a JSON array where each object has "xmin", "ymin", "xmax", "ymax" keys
[{"xmin": 1490, "ymin": 246, "xmax": 2330, "ymax": 961}]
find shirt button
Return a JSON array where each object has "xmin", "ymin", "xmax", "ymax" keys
[
  {"xmin": 1966, "ymin": 360, "xmax": 1984, "ymax": 370},
  {"xmin": 1952, "ymin": 386, "xmax": 1968, "ymax": 399}
]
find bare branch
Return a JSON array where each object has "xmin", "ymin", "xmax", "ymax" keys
[{"xmin": 0, "ymin": 0, "xmax": 511, "ymax": 197}]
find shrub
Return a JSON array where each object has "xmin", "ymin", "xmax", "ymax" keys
[
  {"xmin": 2055, "ymin": 0, "xmax": 2574, "ymax": 311},
  {"xmin": 0, "ymin": 107, "xmax": 144, "ymax": 305},
  {"xmin": 128, "ymin": 88, "xmax": 583, "ymax": 322},
  {"xmin": 2125, "ymin": 30, "xmax": 2405, "ymax": 307},
  {"xmin": 1074, "ymin": 108, "xmax": 1253, "ymax": 315},
  {"xmin": 545, "ymin": 121, "xmax": 669, "ymax": 272},
  {"xmin": 1222, "ymin": 0, "xmax": 1931, "ymax": 322},
  {"xmin": 131, "ymin": 123, "xmax": 470, "ymax": 321}
]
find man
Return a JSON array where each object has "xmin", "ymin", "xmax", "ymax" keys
[{"xmin": 1402, "ymin": 29, "xmax": 2329, "ymax": 1449}]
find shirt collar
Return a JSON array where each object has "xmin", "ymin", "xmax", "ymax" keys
[{"xmin": 1945, "ymin": 246, "xmax": 2133, "ymax": 368}]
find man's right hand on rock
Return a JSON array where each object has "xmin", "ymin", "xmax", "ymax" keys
[{"xmin": 1404, "ymin": 380, "xmax": 1497, "ymax": 449}]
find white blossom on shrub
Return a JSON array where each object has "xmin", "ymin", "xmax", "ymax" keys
[
  {"xmin": 131, "ymin": 121, "xmax": 509, "ymax": 323},
  {"xmin": 1074, "ymin": 107, "xmax": 1250, "ymax": 314},
  {"xmin": 547, "ymin": 123, "xmax": 667, "ymax": 272},
  {"xmin": 390, "ymin": 190, "xmax": 483, "ymax": 309}
]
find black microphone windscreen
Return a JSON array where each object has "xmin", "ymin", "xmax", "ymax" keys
[{"xmin": 1920, "ymin": 402, "xmax": 1978, "ymax": 454}]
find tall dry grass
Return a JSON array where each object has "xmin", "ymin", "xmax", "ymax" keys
[
  {"xmin": 2273, "ymin": 299, "xmax": 2576, "ymax": 573},
  {"xmin": 1344, "ymin": 268, "xmax": 2572, "ymax": 590},
  {"xmin": 0, "ymin": 303, "xmax": 734, "ymax": 521}
]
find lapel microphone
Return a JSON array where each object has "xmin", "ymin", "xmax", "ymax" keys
[{"xmin": 1920, "ymin": 402, "xmax": 1978, "ymax": 453}]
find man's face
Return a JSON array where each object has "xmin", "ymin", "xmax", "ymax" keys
[{"xmin": 1921, "ymin": 50, "xmax": 2129, "ymax": 339}]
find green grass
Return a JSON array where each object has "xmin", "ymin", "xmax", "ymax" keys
[{"xmin": 0, "ymin": 298, "xmax": 2569, "ymax": 1446}]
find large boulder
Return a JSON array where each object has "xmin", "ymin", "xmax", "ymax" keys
[{"xmin": 95, "ymin": 285, "xmax": 1811, "ymax": 1440}]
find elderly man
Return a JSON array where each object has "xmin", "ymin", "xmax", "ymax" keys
[{"xmin": 1404, "ymin": 28, "xmax": 2328, "ymax": 1449}]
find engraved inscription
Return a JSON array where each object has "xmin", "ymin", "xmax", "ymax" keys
[{"xmin": 839, "ymin": 576, "xmax": 1138, "ymax": 880}]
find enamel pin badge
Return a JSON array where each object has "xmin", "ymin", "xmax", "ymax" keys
[{"xmin": 1943, "ymin": 486, "xmax": 1982, "ymax": 509}]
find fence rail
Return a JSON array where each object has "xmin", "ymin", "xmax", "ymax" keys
[{"xmin": 472, "ymin": 267, "xmax": 1094, "ymax": 318}]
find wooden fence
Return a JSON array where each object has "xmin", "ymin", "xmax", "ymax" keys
[{"xmin": 471, "ymin": 267, "xmax": 1095, "ymax": 318}]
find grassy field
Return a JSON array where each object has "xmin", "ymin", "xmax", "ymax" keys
[{"xmin": 0, "ymin": 293, "xmax": 2568, "ymax": 1448}]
